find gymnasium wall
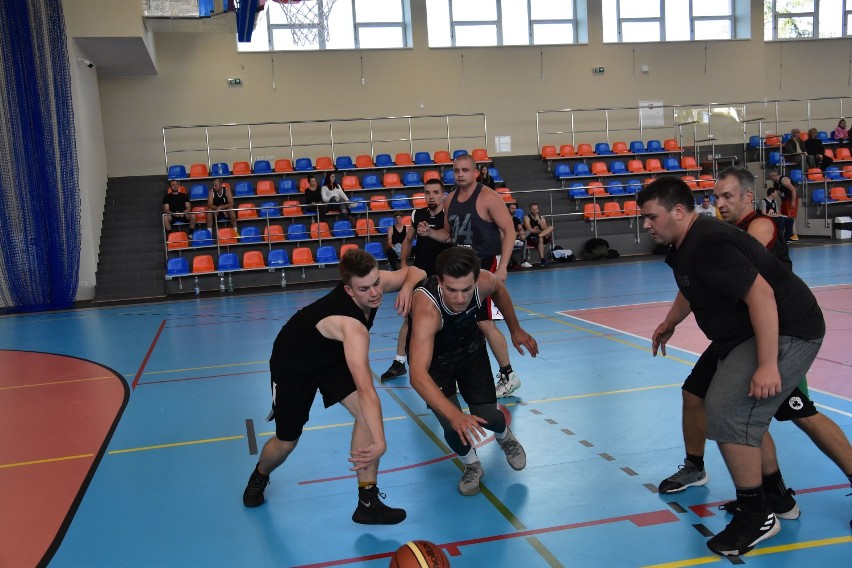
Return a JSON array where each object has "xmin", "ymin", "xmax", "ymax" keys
[{"xmin": 76, "ymin": 0, "xmax": 850, "ymax": 178}]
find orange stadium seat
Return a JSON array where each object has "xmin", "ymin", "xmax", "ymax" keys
[
  {"xmin": 310, "ymin": 222, "xmax": 332, "ymax": 239},
  {"xmin": 423, "ymin": 170, "xmax": 441, "ymax": 182},
  {"xmin": 383, "ymin": 173, "xmax": 403, "ymax": 188},
  {"xmin": 315, "ymin": 156, "xmax": 334, "ymax": 170},
  {"xmin": 587, "ymin": 181, "xmax": 607, "ymax": 196},
  {"xmin": 434, "ymin": 150, "xmax": 452, "ymax": 164},
  {"xmin": 829, "ymin": 186, "xmax": 850, "ymax": 201},
  {"xmin": 645, "ymin": 158, "xmax": 663, "ymax": 172},
  {"xmin": 628, "ymin": 159, "xmax": 645, "ymax": 173},
  {"xmin": 611, "ymin": 141, "xmax": 629, "ymax": 154},
  {"xmin": 237, "ymin": 203, "xmax": 258, "ymax": 219},
  {"xmin": 217, "ymin": 227, "xmax": 239, "ymax": 245},
  {"xmin": 541, "ymin": 145, "xmax": 557, "ymax": 159},
  {"xmin": 355, "ymin": 155, "xmax": 374, "ymax": 168},
  {"xmin": 583, "ymin": 203, "xmax": 602, "ymax": 220},
  {"xmin": 591, "ymin": 162, "xmax": 610, "ymax": 176},
  {"xmin": 167, "ymin": 231, "xmax": 189, "ymax": 249},
  {"xmin": 559, "ymin": 144, "xmax": 576, "ymax": 157},
  {"xmin": 233, "ymin": 161, "xmax": 251, "ymax": 175},
  {"xmin": 472, "ymin": 148, "xmax": 489, "ymax": 161},
  {"xmin": 274, "ymin": 159, "xmax": 293, "ymax": 172},
  {"xmin": 263, "ymin": 225, "xmax": 285, "ymax": 242},
  {"xmin": 623, "ymin": 200, "xmax": 638, "ymax": 217},
  {"xmin": 395, "ymin": 153, "xmax": 414, "ymax": 166},
  {"xmin": 192, "ymin": 255, "xmax": 214, "ymax": 273},
  {"xmin": 341, "ymin": 175, "xmax": 361, "ymax": 190},
  {"xmin": 189, "ymin": 163, "xmax": 208, "ymax": 178},
  {"xmin": 243, "ymin": 251, "xmax": 266, "ymax": 269},
  {"xmin": 603, "ymin": 202, "xmax": 623, "ymax": 217},
  {"xmin": 370, "ymin": 195, "xmax": 391, "ymax": 211},
  {"xmin": 412, "ymin": 192, "xmax": 426, "ymax": 208},
  {"xmin": 340, "ymin": 243, "xmax": 359, "ymax": 256},
  {"xmin": 281, "ymin": 201, "xmax": 302, "ymax": 216},
  {"xmin": 355, "ymin": 218, "xmax": 378, "ymax": 236},
  {"xmin": 256, "ymin": 180, "xmax": 275, "ymax": 195},
  {"xmin": 292, "ymin": 247, "xmax": 314, "ymax": 265}
]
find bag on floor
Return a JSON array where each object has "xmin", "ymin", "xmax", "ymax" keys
[{"xmin": 583, "ymin": 238, "xmax": 610, "ymax": 260}]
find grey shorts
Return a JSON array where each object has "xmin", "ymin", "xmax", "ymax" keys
[{"xmin": 705, "ymin": 335, "xmax": 823, "ymax": 446}]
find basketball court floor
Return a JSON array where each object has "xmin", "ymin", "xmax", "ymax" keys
[{"xmin": 1, "ymin": 243, "xmax": 850, "ymax": 567}]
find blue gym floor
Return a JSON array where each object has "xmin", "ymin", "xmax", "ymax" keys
[{"xmin": 1, "ymin": 244, "xmax": 850, "ymax": 567}]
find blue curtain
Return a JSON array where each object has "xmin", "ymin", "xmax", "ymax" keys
[{"xmin": 0, "ymin": 0, "xmax": 81, "ymax": 311}]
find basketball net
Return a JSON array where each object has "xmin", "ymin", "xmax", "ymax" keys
[{"xmin": 271, "ymin": 0, "xmax": 337, "ymax": 46}]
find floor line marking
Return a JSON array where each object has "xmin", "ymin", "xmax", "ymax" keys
[
  {"xmin": 141, "ymin": 360, "xmax": 267, "ymax": 376},
  {"xmin": 0, "ymin": 376, "xmax": 114, "ymax": 391},
  {"xmin": 814, "ymin": 403, "xmax": 852, "ymax": 418},
  {"xmin": 0, "ymin": 453, "xmax": 94, "ymax": 469},
  {"xmin": 131, "ymin": 319, "xmax": 166, "ymax": 390},
  {"xmin": 107, "ymin": 435, "xmax": 244, "ymax": 454}
]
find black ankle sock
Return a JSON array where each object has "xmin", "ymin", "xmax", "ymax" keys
[
  {"xmin": 499, "ymin": 364, "xmax": 513, "ymax": 375},
  {"xmin": 736, "ymin": 485, "xmax": 767, "ymax": 513},
  {"xmin": 686, "ymin": 453, "xmax": 704, "ymax": 471},
  {"xmin": 762, "ymin": 470, "xmax": 787, "ymax": 496}
]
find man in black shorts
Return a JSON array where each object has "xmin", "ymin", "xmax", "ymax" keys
[
  {"xmin": 380, "ymin": 178, "xmax": 450, "ymax": 381},
  {"xmin": 162, "ymin": 179, "xmax": 195, "ymax": 232},
  {"xmin": 640, "ymin": 177, "xmax": 824, "ymax": 556},
  {"xmin": 407, "ymin": 247, "xmax": 538, "ymax": 496},
  {"xmin": 242, "ymin": 250, "xmax": 425, "ymax": 525},
  {"xmin": 657, "ymin": 167, "xmax": 852, "ymax": 517}
]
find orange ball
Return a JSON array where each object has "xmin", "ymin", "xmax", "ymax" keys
[{"xmin": 389, "ymin": 540, "xmax": 450, "ymax": 567}]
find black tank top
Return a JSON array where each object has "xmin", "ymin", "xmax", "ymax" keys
[
  {"xmin": 271, "ymin": 282, "xmax": 376, "ymax": 375},
  {"xmin": 211, "ymin": 189, "xmax": 227, "ymax": 206},
  {"xmin": 737, "ymin": 211, "xmax": 792, "ymax": 270},
  {"xmin": 391, "ymin": 224, "xmax": 407, "ymax": 246},
  {"xmin": 412, "ymin": 275, "xmax": 484, "ymax": 358},
  {"xmin": 447, "ymin": 183, "xmax": 502, "ymax": 257}
]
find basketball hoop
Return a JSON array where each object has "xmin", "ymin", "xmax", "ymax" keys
[{"xmin": 270, "ymin": 0, "xmax": 337, "ymax": 46}]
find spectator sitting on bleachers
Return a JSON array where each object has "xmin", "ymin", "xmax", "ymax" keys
[
  {"xmin": 303, "ymin": 175, "xmax": 325, "ymax": 220},
  {"xmin": 385, "ymin": 211, "xmax": 409, "ymax": 271},
  {"xmin": 321, "ymin": 172, "xmax": 351, "ymax": 222},
  {"xmin": 805, "ymin": 127, "xmax": 833, "ymax": 171},
  {"xmin": 506, "ymin": 202, "xmax": 526, "ymax": 269},
  {"xmin": 767, "ymin": 169, "xmax": 799, "ymax": 241},
  {"xmin": 696, "ymin": 195, "xmax": 717, "ymax": 217},
  {"xmin": 523, "ymin": 202, "xmax": 553, "ymax": 268},
  {"xmin": 834, "ymin": 118, "xmax": 849, "ymax": 149},
  {"xmin": 479, "ymin": 164, "xmax": 496, "ymax": 189},
  {"xmin": 206, "ymin": 177, "xmax": 236, "ymax": 230},
  {"xmin": 760, "ymin": 186, "xmax": 795, "ymax": 242},
  {"xmin": 162, "ymin": 179, "xmax": 195, "ymax": 232},
  {"xmin": 783, "ymin": 128, "xmax": 816, "ymax": 169}
]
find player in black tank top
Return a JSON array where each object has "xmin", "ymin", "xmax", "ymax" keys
[
  {"xmin": 242, "ymin": 249, "xmax": 426, "ymax": 525},
  {"xmin": 407, "ymin": 247, "xmax": 539, "ymax": 496}
]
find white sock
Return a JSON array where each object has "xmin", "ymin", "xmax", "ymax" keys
[
  {"xmin": 459, "ymin": 449, "xmax": 479, "ymax": 465},
  {"xmin": 495, "ymin": 428, "xmax": 509, "ymax": 441},
  {"xmin": 394, "ymin": 355, "xmax": 406, "ymax": 364}
]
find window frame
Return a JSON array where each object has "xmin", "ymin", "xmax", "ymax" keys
[
  {"xmin": 765, "ymin": 0, "xmax": 852, "ymax": 40},
  {"xmin": 608, "ymin": 0, "xmax": 739, "ymax": 43}
]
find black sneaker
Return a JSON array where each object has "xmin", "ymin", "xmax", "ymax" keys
[
  {"xmin": 243, "ymin": 465, "xmax": 269, "ymax": 507},
  {"xmin": 352, "ymin": 485, "xmax": 407, "ymax": 525},
  {"xmin": 720, "ymin": 488, "xmax": 800, "ymax": 520},
  {"xmin": 707, "ymin": 509, "xmax": 780, "ymax": 557},
  {"xmin": 380, "ymin": 360, "xmax": 407, "ymax": 381}
]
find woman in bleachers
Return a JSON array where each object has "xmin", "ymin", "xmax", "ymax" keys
[
  {"xmin": 478, "ymin": 164, "xmax": 496, "ymax": 189},
  {"xmin": 834, "ymin": 118, "xmax": 849, "ymax": 148},
  {"xmin": 805, "ymin": 127, "xmax": 833, "ymax": 171},
  {"xmin": 321, "ymin": 172, "xmax": 351, "ymax": 223},
  {"xmin": 303, "ymin": 175, "xmax": 325, "ymax": 220}
]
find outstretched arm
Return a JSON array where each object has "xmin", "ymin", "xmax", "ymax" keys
[
  {"xmin": 479, "ymin": 271, "xmax": 538, "ymax": 357},
  {"xmin": 652, "ymin": 292, "xmax": 692, "ymax": 357},
  {"xmin": 379, "ymin": 265, "xmax": 427, "ymax": 316}
]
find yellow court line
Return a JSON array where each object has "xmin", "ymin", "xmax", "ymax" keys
[
  {"xmin": 141, "ymin": 360, "xmax": 267, "ymax": 376},
  {"xmin": 516, "ymin": 306, "xmax": 697, "ymax": 367},
  {"xmin": 522, "ymin": 382, "xmax": 682, "ymax": 406},
  {"xmin": 257, "ymin": 414, "xmax": 409, "ymax": 437},
  {"xmin": 643, "ymin": 535, "xmax": 852, "ymax": 567},
  {"xmin": 108, "ymin": 435, "xmax": 245, "ymax": 455},
  {"xmin": 0, "ymin": 453, "xmax": 94, "ymax": 469},
  {"xmin": 0, "ymin": 376, "xmax": 115, "ymax": 391}
]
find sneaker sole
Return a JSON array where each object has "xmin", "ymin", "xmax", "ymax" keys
[
  {"xmin": 496, "ymin": 382, "xmax": 521, "ymax": 398},
  {"xmin": 722, "ymin": 502, "xmax": 800, "ymax": 520},
  {"xmin": 658, "ymin": 473, "xmax": 709, "ymax": 494},
  {"xmin": 707, "ymin": 515, "xmax": 780, "ymax": 556}
]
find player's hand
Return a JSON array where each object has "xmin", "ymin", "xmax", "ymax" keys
[
  {"xmin": 348, "ymin": 441, "xmax": 386, "ymax": 471},
  {"xmin": 394, "ymin": 284, "xmax": 413, "ymax": 317},
  {"xmin": 651, "ymin": 321, "xmax": 676, "ymax": 356},
  {"xmin": 493, "ymin": 266, "xmax": 508, "ymax": 283},
  {"xmin": 511, "ymin": 329, "xmax": 538, "ymax": 358},
  {"xmin": 416, "ymin": 221, "xmax": 430, "ymax": 237},
  {"xmin": 450, "ymin": 412, "xmax": 488, "ymax": 447},
  {"xmin": 749, "ymin": 365, "xmax": 781, "ymax": 399}
]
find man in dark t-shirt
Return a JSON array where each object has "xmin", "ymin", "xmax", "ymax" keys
[
  {"xmin": 639, "ymin": 176, "xmax": 824, "ymax": 557},
  {"xmin": 242, "ymin": 250, "xmax": 425, "ymax": 525},
  {"xmin": 162, "ymin": 179, "xmax": 195, "ymax": 232}
]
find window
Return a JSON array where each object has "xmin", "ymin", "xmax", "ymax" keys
[
  {"xmin": 765, "ymin": 0, "xmax": 849, "ymax": 39},
  {"xmin": 238, "ymin": 0, "xmax": 411, "ymax": 52},
  {"xmin": 425, "ymin": 0, "xmax": 586, "ymax": 47},
  {"xmin": 602, "ymin": 0, "xmax": 744, "ymax": 43}
]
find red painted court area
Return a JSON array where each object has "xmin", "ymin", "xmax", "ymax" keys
[
  {"xmin": 0, "ymin": 351, "xmax": 127, "ymax": 568},
  {"xmin": 560, "ymin": 285, "xmax": 852, "ymax": 399}
]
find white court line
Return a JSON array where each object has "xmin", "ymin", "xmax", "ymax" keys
[{"xmin": 815, "ymin": 403, "xmax": 852, "ymax": 418}]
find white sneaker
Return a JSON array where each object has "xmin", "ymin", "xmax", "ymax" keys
[
  {"xmin": 520, "ymin": 261, "xmax": 533, "ymax": 268},
  {"xmin": 496, "ymin": 370, "xmax": 521, "ymax": 398}
]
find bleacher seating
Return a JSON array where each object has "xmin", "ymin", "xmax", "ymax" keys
[
  {"xmin": 166, "ymin": 257, "xmax": 189, "ymax": 276},
  {"xmin": 189, "ymin": 163, "xmax": 208, "ymax": 178},
  {"xmin": 287, "ymin": 224, "xmax": 309, "ymax": 240},
  {"xmin": 268, "ymin": 249, "xmax": 291, "ymax": 267},
  {"xmin": 254, "ymin": 160, "xmax": 273, "ymax": 174},
  {"xmin": 364, "ymin": 242, "xmax": 387, "ymax": 260},
  {"xmin": 376, "ymin": 154, "xmax": 395, "ymax": 167},
  {"xmin": 274, "ymin": 159, "xmax": 293, "ymax": 172},
  {"xmin": 233, "ymin": 162, "xmax": 251, "ymax": 175},
  {"xmin": 335, "ymin": 156, "xmax": 355, "ymax": 170},
  {"xmin": 218, "ymin": 253, "xmax": 240, "ymax": 271}
]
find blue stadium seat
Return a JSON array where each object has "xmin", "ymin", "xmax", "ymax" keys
[
  {"xmin": 610, "ymin": 161, "xmax": 627, "ymax": 175},
  {"xmin": 489, "ymin": 167, "xmax": 503, "ymax": 183},
  {"xmin": 514, "ymin": 208, "xmax": 524, "ymax": 220},
  {"xmin": 768, "ymin": 152, "xmax": 782, "ymax": 166},
  {"xmin": 376, "ymin": 216, "xmax": 395, "ymax": 234},
  {"xmin": 362, "ymin": 174, "xmax": 382, "ymax": 189},
  {"xmin": 260, "ymin": 201, "xmax": 278, "ymax": 217},
  {"xmin": 748, "ymin": 135, "xmax": 761, "ymax": 149},
  {"xmin": 568, "ymin": 182, "xmax": 587, "ymax": 198},
  {"xmin": 594, "ymin": 142, "xmax": 613, "ymax": 155},
  {"xmin": 211, "ymin": 162, "xmax": 230, "ymax": 176},
  {"xmin": 287, "ymin": 224, "xmax": 309, "ymax": 240},
  {"xmin": 240, "ymin": 226, "xmax": 262, "ymax": 243},
  {"xmin": 375, "ymin": 154, "xmax": 395, "ymax": 167},
  {"xmin": 414, "ymin": 151, "xmax": 434, "ymax": 165},
  {"xmin": 442, "ymin": 170, "xmax": 455, "ymax": 185},
  {"xmin": 349, "ymin": 197, "xmax": 368, "ymax": 213},
  {"xmin": 294, "ymin": 157, "xmax": 313, "ymax": 171},
  {"xmin": 452, "ymin": 149, "xmax": 468, "ymax": 159},
  {"xmin": 646, "ymin": 140, "xmax": 663, "ymax": 152},
  {"xmin": 166, "ymin": 257, "xmax": 189, "ymax": 276},
  {"xmin": 629, "ymin": 141, "xmax": 645, "ymax": 153},
  {"xmin": 253, "ymin": 160, "xmax": 273, "ymax": 174},
  {"xmin": 817, "ymin": 131, "xmax": 829, "ymax": 142},
  {"xmin": 607, "ymin": 181, "xmax": 625, "ymax": 195},
  {"xmin": 626, "ymin": 179, "xmax": 643, "ymax": 194},
  {"xmin": 403, "ymin": 171, "xmax": 422, "ymax": 186},
  {"xmin": 554, "ymin": 163, "xmax": 572, "ymax": 179},
  {"xmin": 278, "ymin": 179, "xmax": 298, "ymax": 194},
  {"xmin": 663, "ymin": 157, "xmax": 681, "ymax": 170},
  {"xmin": 189, "ymin": 184, "xmax": 208, "ymax": 200},
  {"xmin": 825, "ymin": 165, "xmax": 842, "ymax": 180},
  {"xmin": 191, "ymin": 229, "xmax": 214, "ymax": 247},
  {"xmin": 332, "ymin": 220, "xmax": 355, "ymax": 238},
  {"xmin": 268, "ymin": 249, "xmax": 291, "ymax": 267},
  {"xmin": 335, "ymin": 156, "xmax": 355, "ymax": 170},
  {"xmin": 789, "ymin": 169, "xmax": 803, "ymax": 184},
  {"xmin": 782, "ymin": 133, "xmax": 792, "ymax": 144},
  {"xmin": 390, "ymin": 194, "xmax": 410, "ymax": 210},
  {"xmin": 811, "ymin": 189, "xmax": 828, "ymax": 204},
  {"xmin": 218, "ymin": 253, "xmax": 240, "ymax": 271},
  {"xmin": 234, "ymin": 181, "xmax": 253, "ymax": 197},
  {"xmin": 316, "ymin": 245, "xmax": 339, "ymax": 264},
  {"xmin": 168, "ymin": 164, "xmax": 187, "ymax": 179},
  {"xmin": 364, "ymin": 241, "xmax": 387, "ymax": 260},
  {"xmin": 574, "ymin": 163, "xmax": 591, "ymax": 177}
]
